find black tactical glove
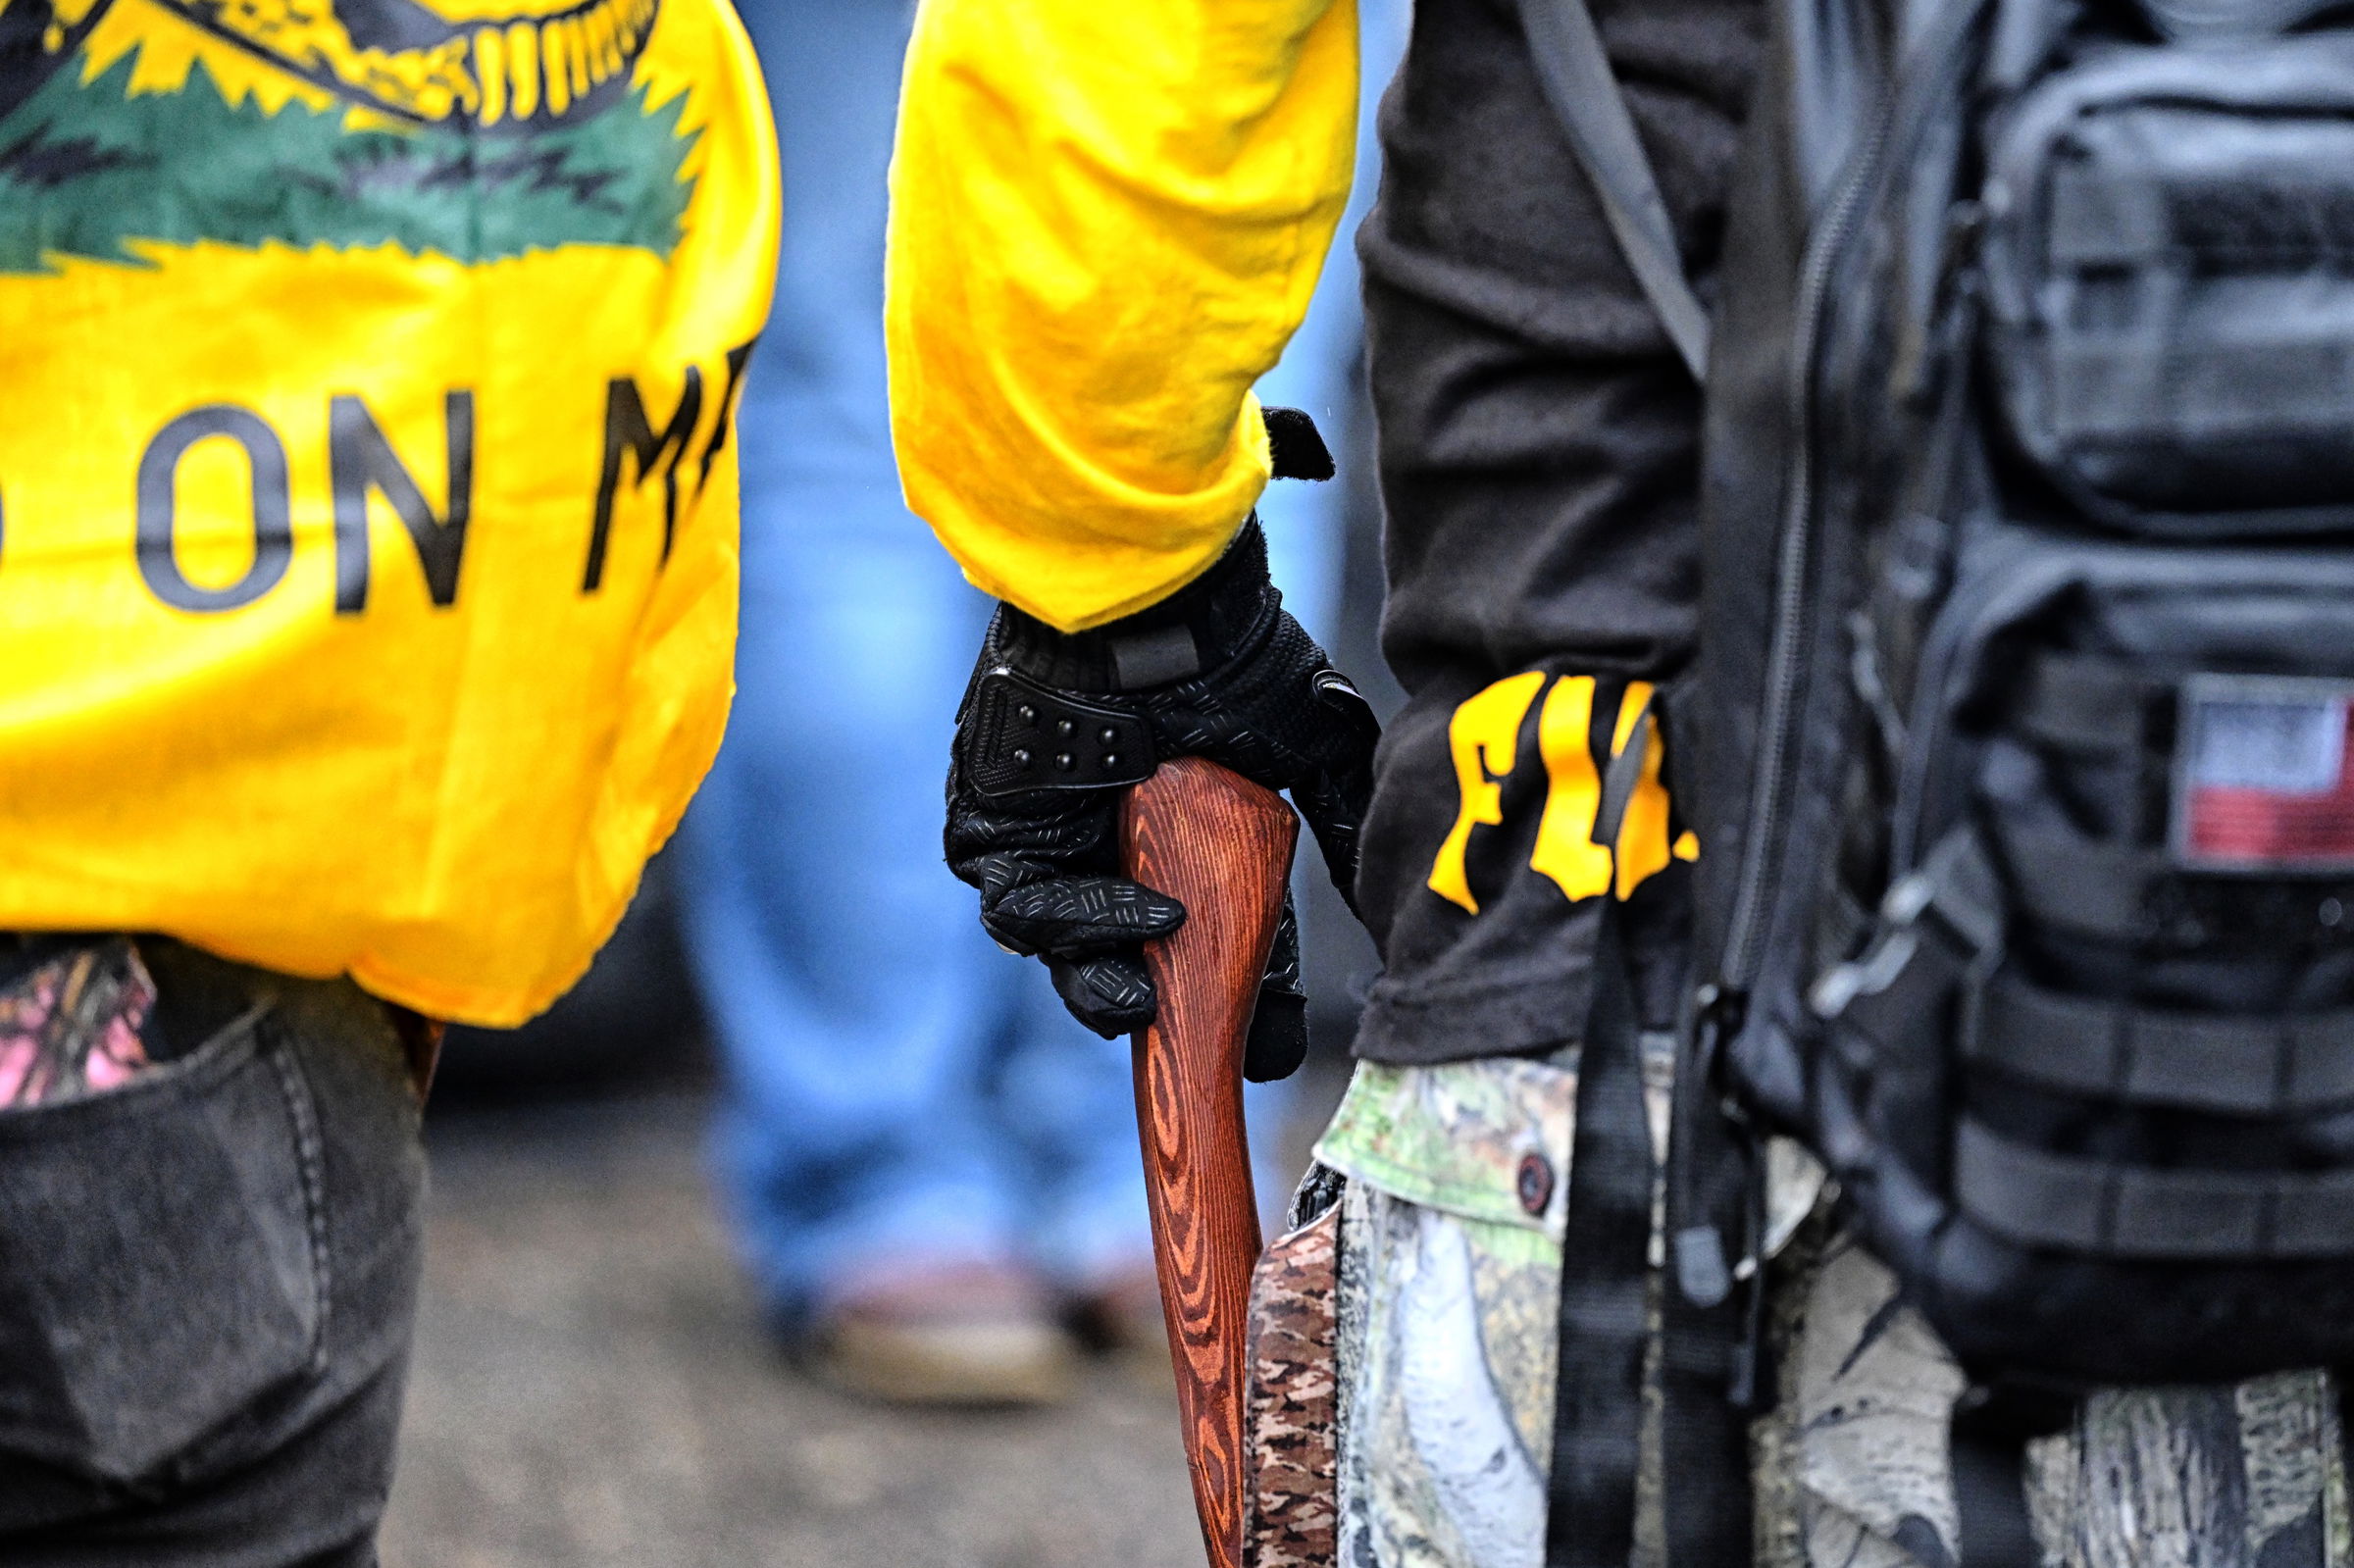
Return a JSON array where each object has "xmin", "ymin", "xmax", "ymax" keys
[{"xmin": 946, "ymin": 417, "xmax": 1379, "ymax": 1082}]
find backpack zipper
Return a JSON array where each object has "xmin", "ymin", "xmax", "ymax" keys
[{"xmin": 1719, "ymin": 0, "xmax": 1991, "ymax": 995}]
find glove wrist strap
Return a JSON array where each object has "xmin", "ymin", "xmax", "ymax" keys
[{"xmin": 994, "ymin": 517, "xmax": 1278, "ymax": 693}]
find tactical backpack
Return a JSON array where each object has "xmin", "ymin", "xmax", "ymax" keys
[{"xmin": 1527, "ymin": 0, "xmax": 2354, "ymax": 1561}]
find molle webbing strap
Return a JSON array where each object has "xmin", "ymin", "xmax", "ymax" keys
[
  {"xmin": 2014, "ymin": 651, "xmax": 2152, "ymax": 754},
  {"xmin": 1955, "ymin": 1120, "xmax": 2354, "ymax": 1259},
  {"xmin": 1970, "ymin": 971, "xmax": 2354, "ymax": 1115},
  {"xmin": 1990, "ymin": 822, "xmax": 2164, "ymax": 943},
  {"xmin": 1544, "ymin": 911, "xmax": 1653, "ymax": 1568},
  {"xmin": 1994, "ymin": 818, "xmax": 2354, "ymax": 949},
  {"xmin": 1518, "ymin": 0, "xmax": 1712, "ymax": 381}
]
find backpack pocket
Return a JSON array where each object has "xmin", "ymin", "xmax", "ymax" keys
[
  {"xmin": 1814, "ymin": 531, "xmax": 2354, "ymax": 1380},
  {"xmin": 1984, "ymin": 35, "xmax": 2354, "ymax": 536}
]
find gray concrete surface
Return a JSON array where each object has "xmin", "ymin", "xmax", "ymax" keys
[{"xmin": 378, "ymin": 1090, "xmax": 1206, "ymax": 1568}]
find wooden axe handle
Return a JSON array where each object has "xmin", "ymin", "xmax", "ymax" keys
[{"xmin": 1121, "ymin": 756, "xmax": 1298, "ymax": 1568}]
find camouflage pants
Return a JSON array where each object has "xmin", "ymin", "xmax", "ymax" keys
[{"xmin": 1308, "ymin": 1056, "xmax": 2351, "ymax": 1568}]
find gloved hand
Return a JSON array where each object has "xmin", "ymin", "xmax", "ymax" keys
[{"xmin": 945, "ymin": 417, "xmax": 1380, "ymax": 1081}]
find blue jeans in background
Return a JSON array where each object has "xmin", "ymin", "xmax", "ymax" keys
[{"xmin": 678, "ymin": 0, "xmax": 1403, "ymax": 1328}]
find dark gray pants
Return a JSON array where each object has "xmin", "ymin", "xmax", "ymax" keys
[{"xmin": 0, "ymin": 942, "xmax": 425, "ymax": 1566}]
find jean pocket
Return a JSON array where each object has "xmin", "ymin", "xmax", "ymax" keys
[{"xmin": 0, "ymin": 1004, "xmax": 326, "ymax": 1485}]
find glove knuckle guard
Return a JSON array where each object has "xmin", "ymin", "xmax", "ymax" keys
[
  {"xmin": 961, "ymin": 669, "xmax": 1156, "ymax": 798},
  {"xmin": 946, "ymin": 501, "xmax": 1381, "ymax": 1041}
]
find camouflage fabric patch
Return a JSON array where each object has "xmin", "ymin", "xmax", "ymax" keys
[
  {"xmin": 1757, "ymin": 1219, "xmax": 2351, "ymax": 1567},
  {"xmin": 1315, "ymin": 1045, "xmax": 1813, "ymax": 1272},
  {"xmin": 1248, "ymin": 1199, "xmax": 1343, "ymax": 1568},
  {"xmin": 1335, "ymin": 1181, "xmax": 1557, "ymax": 1568},
  {"xmin": 1316, "ymin": 1057, "xmax": 1576, "ymax": 1239},
  {"xmin": 1322, "ymin": 1058, "xmax": 2352, "ymax": 1568}
]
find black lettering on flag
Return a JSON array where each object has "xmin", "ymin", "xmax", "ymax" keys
[
  {"xmin": 136, "ymin": 406, "xmax": 293, "ymax": 614},
  {"xmin": 584, "ymin": 368, "xmax": 703, "ymax": 593},
  {"xmin": 332, "ymin": 391, "xmax": 476, "ymax": 614},
  {"xmin": 693, "ymin": 338, "xmax": 757, "ymax": 498}
]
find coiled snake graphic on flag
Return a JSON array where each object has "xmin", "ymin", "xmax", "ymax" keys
[{"xmin": 0, "ymin": 0, "xmax": 696, "ymax": 267}]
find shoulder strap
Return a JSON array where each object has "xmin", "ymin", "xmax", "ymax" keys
[
  {"xmin": 1517, "ymin": 0, "xmax": 1712, "ymax": 381},
  {"xmin": 1543, "ymin": 902, "xmax": 1758, "ymax": 1568},
  {"xmin": 1544, "ymin": 900, "xmax": 1653, "ymax": 1568}
]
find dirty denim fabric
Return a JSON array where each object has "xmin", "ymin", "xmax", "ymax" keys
[
  {"xmin": 0, "ymin": 938, "xmax": 426, "ymax": 1567},
  {"xmin": 1313, "ymin": 1058, "xmax": 2350, "ymax": 1568}
]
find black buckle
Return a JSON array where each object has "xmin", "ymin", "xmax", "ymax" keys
[{"xmin": 1811, "ymin": 827, "xmax": 2004, "ymax": 1022}]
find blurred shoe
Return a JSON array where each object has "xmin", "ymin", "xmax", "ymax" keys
[
  {"xmin": 1066, "ymin": 1263, "xmax": 1177, "ymax": 1391},
  {"xmin": 809, "ymin": 1259, "xmax": 1080, "ymax": 1407}
]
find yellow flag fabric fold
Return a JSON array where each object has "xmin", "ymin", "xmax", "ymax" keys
[{"xmin": 0, "ymin": 0, "xmax": 779, "ymax": 1025}]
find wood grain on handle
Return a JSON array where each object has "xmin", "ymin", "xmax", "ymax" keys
[{"xmin": 1121, "ymin": 757, "xmax": 1298, "ymax": 1568}]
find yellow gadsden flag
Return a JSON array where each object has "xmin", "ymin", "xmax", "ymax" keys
[{"xmin": 0, "ymin": 0, "xmax": 778, "ymax": 1024}]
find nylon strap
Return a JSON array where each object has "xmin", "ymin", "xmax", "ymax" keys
[
  {"xmin": 1950, "ymin": 1400, "xmax": 2042, "ymax": 1568},
  {"xmin": 1660, "ymin": 996, "xmax": 1758, "ymax": 1568},
  {"xmin": 2014, "ymin": 651, "xmax": 2150, "ymax": 755},
  {"xmin": 1971, "ymin": 971, "xmax": 2354, "ymax": 1116},
  {"xmin": 1955, "ymin": 1119, "xmax": 2354, "ymax": 1260},
  {"xmin": 1518, "ymin": 0, "xmax": 1712, "ymax": 381},
  {"xmin": 1597, "ymin": 702, "xmax": 1656, "ymax": 849},
  {"xmin": 1545, "ymin": 909, "xmax": 1655, "ymax": 1568},
  {"xmin": 1989, "ymin": 822, "xmax": 2162, "ymax": 943}
]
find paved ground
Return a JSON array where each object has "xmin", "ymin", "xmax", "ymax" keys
[{"xmin": 377, "ymin": 1082, "xmax": 1315, "ymax": 1568}]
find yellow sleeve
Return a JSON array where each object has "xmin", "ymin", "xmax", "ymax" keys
[{"xmin": 885, "ymin": 0, "xmax": 1358, "ymax": 632}]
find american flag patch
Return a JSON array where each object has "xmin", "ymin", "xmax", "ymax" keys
[{"xmin": 2175, "ymin": 676, "xmax": 2354, "ymax": 871}]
